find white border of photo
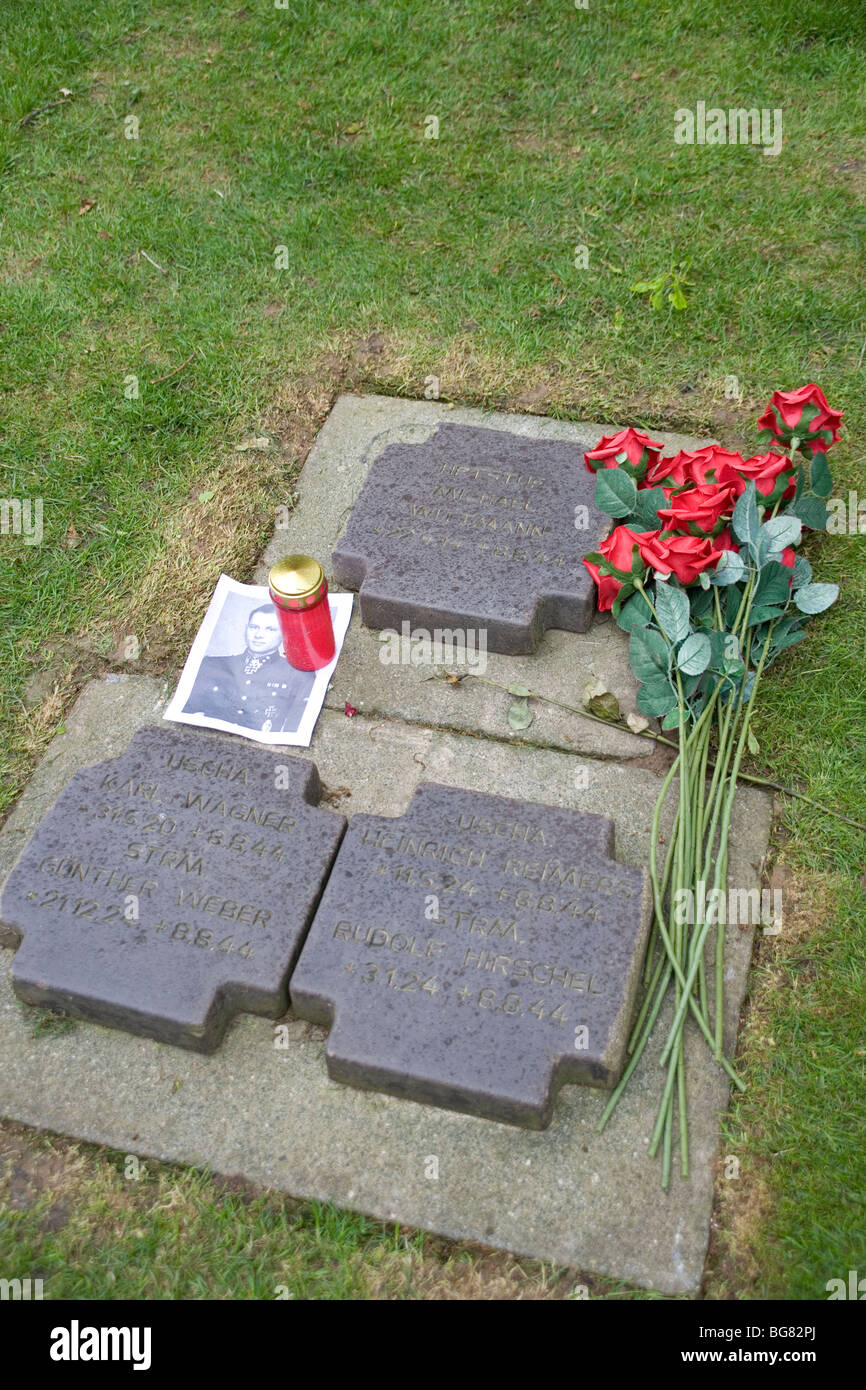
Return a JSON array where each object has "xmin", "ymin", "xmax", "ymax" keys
[{"xmin": 163, "ymin": 573, "xmax": 353, "ymax": 747}]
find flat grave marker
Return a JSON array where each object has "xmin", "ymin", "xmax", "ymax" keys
[
  {"xmin": 291, "ymin": 782, "xmax": 651, "ymax": 1128},
  {"xmin": 331, "ymin": 422, "xmax": 610, "ymax": 654},
  {"xmin": 0, "ymin": 726, "xmax": 346, "ymax": 1051}
]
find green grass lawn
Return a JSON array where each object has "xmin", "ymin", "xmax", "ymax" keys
[{"xmin": 1, "ymin": 0, "xmax": 864, "ymax": 1299}]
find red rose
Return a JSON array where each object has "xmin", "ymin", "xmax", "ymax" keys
[
  {"xmin": 729, "ymin": 452, "xmax": 796, "ymax": 502},
  {"xmin": 582, "ymin": 524, "xmax": 646, "ymax": 611},
  {"xmin": 644, "ymin": 450, "xmax": 700, "ymax": 487},
  {"xmin": 757, "ymin": 384, "xmax": 843, "ymax": 455},
  {"xmin": 656, "ymin": 481, "xmax": 739, "ymax": 534},
  {"xmin": 636, "ymin": 531, "xmax": 723, "ymax": 586},
  {"xmin": 585, "ymin": 427, "xmax": 664, "ymax": 480},
  {"xmin": 645, "ymin": 446, "xmax": 747, "ymax": 489}
]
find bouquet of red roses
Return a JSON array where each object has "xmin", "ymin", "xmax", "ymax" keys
[{"xmin": 581, "ymin": 385, "xmax": 842, "ymax": 1186}]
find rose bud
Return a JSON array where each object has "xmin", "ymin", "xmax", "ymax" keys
[
  {"xmin": 656, "ymin": 481, "xmax": 739, "ymax": 535},
  {"xmin": 585, "ymin": 427, "xmax": 664, "ymax": 482},
  {"xmin": 582, "ymin": 524, "xmax": 647, "ymax": 610},
  {"xmin": 730, "ymin": 452, "xmax": 796, "ymax": 503},
  {"xmin": 757, "ymin": 384, "xmax": 843, "ymax": 456},
  {"xmin": 637, "ymin": 531, "xmax": 723, "ymax": 586},
  {"xmin": 646, "ymin": 446, "xmax": 745, "ymax": 490}
]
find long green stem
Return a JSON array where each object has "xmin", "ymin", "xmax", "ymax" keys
[{"xmin": 658, "ymin": 624, "xmax": 775, "ymax": 1068}]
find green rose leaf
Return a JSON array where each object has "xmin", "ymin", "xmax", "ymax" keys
[
  {"xmin": 653, "ymin": 579, "xmax": 691, "ymax": 643},
  {"xmin": 767, "ymin": 628, "xmax": 807, "ymax": 658},
  {"xmin": 753, "ymin": 561, "xmax": 794, "ymax": 608},
  {"xmin": 630, "ymin": 486, "xmax": 668, "ymax": 530},
  {"xmin": 680, "ymin": 671, "xmax": 702, "ymax": 698},
  {"xmin": 785, "ymin": 496, "xmax": 829, "ymax": 531},
  {"xmin": 747, "ymin": 603, "xmax": 787, "ymax": 627},
  {"xmin": 629, "ymin": 625, "xmax": 670, "ymax": 681},
  {"xmin": 507, "ymin": 697, "xmax": 534, "ymax": 731},
  {"xmin": 616, "ymin": 590, "xmax": 653, "ymax": 632},
  {"xmin": 636, "ymin": 675, "xmax": 679, "ymax": 717},
  {"xmin": 732, "ymin": 482, "xmax": 760, "ymax": 549},
  {"xmin": 760, "ymin": 514, "xmax": 802, "ymax": 555},
  {"xmin": 707, "ymin": 630, "xmax": 730, "ymax": 669},
  {"xmin": 610, "ymin": 582, "xmax": 637, "ymax": 617},
  {"xmin": 793, "ymin": 462, "xmax": 806, "ymax": 502},
  {"xmin": 689, "ymin": 586, "xmax": 714, "ymax": 625},
  {"xmin": 594, "ymin": 468, "xmax": 638, "ymax": 518},
  {"xmin": 710, "ymin": 548, "xmax": 746, "ymax": 586},
  {"xmin": 507, "ymin": 683, "xmax": 530, "ymax": 698},
  {"xmin": 792, "ymin": 555, "xmax": 812, "ymax": 589},
  {"xmin": 724, "ymin": 585, "xmax": 741, "ymax": 626},
  {"xmin": 809, "ymin": 451, "xmax": 833, "ymax": 498},
  {"xmin": 661, "ymin": 708, "xmax": 681, "ymax": 730},
  {"xmin": 676, "ymin": 631, "xmax": 712, "ymax": 676},
  {"xmin": 793, "ymin": 582, "xmax": 839, "ymax": 615}
]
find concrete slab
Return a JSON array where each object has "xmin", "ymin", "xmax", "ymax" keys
[
  {"xmin": 256, "ymin": 395, "xmax": 715, "ymax": 761},
  {"xmin": 0, "ymin": 676, "xmax": 772, "ymax": 1293}
]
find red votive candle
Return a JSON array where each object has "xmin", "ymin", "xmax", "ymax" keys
[{"xmin": 268, "ymin": 554, "xmax": 336, "ymax": 671}]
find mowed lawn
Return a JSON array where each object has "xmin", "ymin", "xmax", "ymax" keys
[{"xmin": 1, "ymin": 0, "xmax": 864, "ymax": 1299}]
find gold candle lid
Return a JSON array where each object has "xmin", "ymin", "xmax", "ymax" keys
[{"xmin": 268, "ymin": 554, "xmax": 327, "ymax": 609}]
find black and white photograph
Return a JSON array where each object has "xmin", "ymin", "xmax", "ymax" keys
[{"xmin": 164, "ymin": 574, "xmax": 352, "ymax": 746}]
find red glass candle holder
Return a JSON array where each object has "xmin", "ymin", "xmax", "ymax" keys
[{"xmin": 268, "ymin": 554, "xmax": 336, "ymax": 671}]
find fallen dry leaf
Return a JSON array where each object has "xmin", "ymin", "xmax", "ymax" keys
[
  {"xmin": 64, "ymin": 523, "xmax": 81, "ymax": 548},
  {"xmin": 78, "ymin": 198, "xmax": 97, "ymax": 215}
]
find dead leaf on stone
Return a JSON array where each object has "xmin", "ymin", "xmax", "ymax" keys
[
  {"xmin": 582, "ymin": 677, "xmax": 620, "ymax": 722},
  {"xmin": 78, "ymin": 198, "xmax": 97, "ymax": 215},
  {"xmin": 234, "ymin": 436, "xmax": 270, "ymax": 452},
  {"xmin": 626, "ymin": 712, "xmax": 650, "ymax": 734},
  {"xmin": 587, "ymin": 691, "xmax": 620, "ymax": 721},
  {"xmin": 507, "ymin": 697, "xmax": 533, "ymax": 732}
]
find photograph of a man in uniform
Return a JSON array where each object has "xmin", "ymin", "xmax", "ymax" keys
[{"xmin": 183, "ymin": 602, "xmax": 315, "ymax": 734}]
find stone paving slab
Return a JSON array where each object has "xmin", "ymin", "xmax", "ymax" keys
[
  {"xmin": 0, "ymin": 676, "xmax": 772, "ymax": 1293},
  {"xmin": 257, "ymin": 395, "xmax": 715, "ymax": 761}
]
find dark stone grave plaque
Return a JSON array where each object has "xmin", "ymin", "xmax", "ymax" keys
[
  {"xmin": 291, "ymin": 783, "xmax": 651, "ymax": 1128},
  {"xmin": 331, "ymin": 422, "xmax": 610, "ymax": 655},
  {"xmin": 1, "ymin": 727, "xmax": 346, "ymax": 1051}
]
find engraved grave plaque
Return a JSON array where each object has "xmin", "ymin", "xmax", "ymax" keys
[
  {"xmin": 331, "ymin": 423, "xmax": 610, "ymax": 654},
  {"xmin": 291, "ymin": 784, "xmax": 651, "ymax": 1128},
  {"xmin": 1, "ymin": 727, "xmax": 346, "ymax": 1051}
]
